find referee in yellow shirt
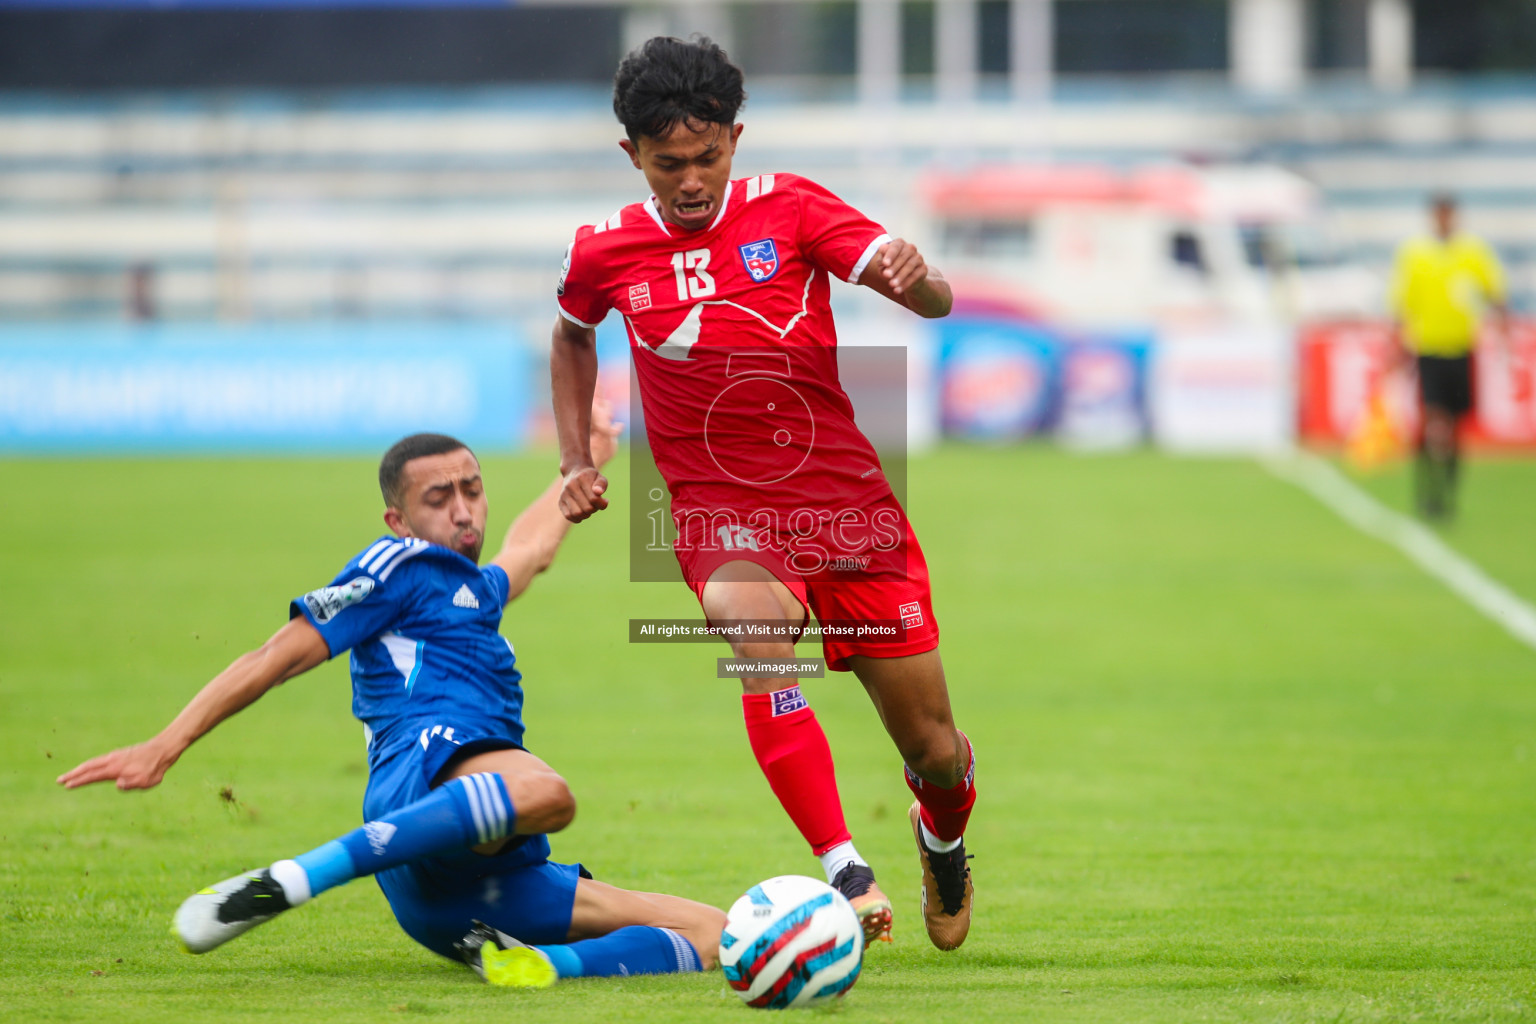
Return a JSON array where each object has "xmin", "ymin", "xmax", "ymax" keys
[{"xmin": 1390, "ymin": 193, "xmax": 1508, "ymax": 521}]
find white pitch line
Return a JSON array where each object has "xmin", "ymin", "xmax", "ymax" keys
[{"xmin": 1264, "ymin": 452, "xmax": 1536, "ymax": 653}]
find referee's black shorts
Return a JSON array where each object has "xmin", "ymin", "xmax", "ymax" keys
[{"xmin": 1416, "ymin": 353, "xmax": 1473, "ymax": 415}]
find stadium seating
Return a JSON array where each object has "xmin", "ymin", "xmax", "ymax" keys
[{"xmin": 2, "ymin": 81, "xmax": 1534, "ymax": 323}]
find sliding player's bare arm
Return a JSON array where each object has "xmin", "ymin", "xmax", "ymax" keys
[
  {"xmin": 492, "ymin": 395, "xmax": 623, "ymax": 600},
  {"xmin": 56, "ymin": 616, "xmax": 330, "ymax": 791},
  {"xmin": 63, "ymin": 390, "xmax": 623, "ymax": 791}
]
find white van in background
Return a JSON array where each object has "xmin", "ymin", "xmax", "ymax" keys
[{"xmin": 918, "ymin": 163, "xmax": 1373, "ymax": 452}]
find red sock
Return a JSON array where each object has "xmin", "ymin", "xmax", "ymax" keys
[
  {"xmin": 742, "ymin": 687, "xmax": 852, "ymax": 855},
  {"xmin": 905, "ymin": 732, "xmax": 976, "ymax": 843}
]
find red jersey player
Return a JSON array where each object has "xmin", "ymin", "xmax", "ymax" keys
[{"xmin": 551, "ymin": 36, "xmax": 977, "ymax": 951}]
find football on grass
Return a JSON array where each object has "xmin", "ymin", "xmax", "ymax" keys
[{"xmin": 719, "ymin": 874, "xmax": 864, "ymax": 1009}]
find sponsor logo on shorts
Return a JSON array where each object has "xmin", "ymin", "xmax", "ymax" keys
[
  {"xmin": 899, "ymin": 600, "xmax": 924, "ymax": 629},
  {"xmin": 771, "ymin": 685, "xmax": 808, "ymax": 717},
  {"xmin": 364, "ymin": 820, "xmax": 397, "ymax": 855},
  {"xmin": 303, "ymin": 577, "xmax": 376, "ymax": 624},
  {"xmin": 629, "ymin": 282, "xmax": 652, "ymax": 312}
]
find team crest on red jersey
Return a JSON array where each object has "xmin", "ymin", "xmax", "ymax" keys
[
  {"xmin": 738, "ymin": 238, "xmax": 780, "ymax": 283},
  {"xmin": 628, "ymin": 282, "xmax": 652, "ymax": 312}
]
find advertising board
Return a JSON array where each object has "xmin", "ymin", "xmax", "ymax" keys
[{"xmin": 0, "ymin": 323, "xmax": 526, "ymax": 453}]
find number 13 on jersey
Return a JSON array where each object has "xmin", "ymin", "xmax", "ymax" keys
[{"xmin": 671, "ymin": 249, "xmax": 716, "ymax": 300}]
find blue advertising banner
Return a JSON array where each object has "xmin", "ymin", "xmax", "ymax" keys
[
  {"xmin": 1057, "ymin": 331, "xmax": 1152, "ymax": 449},
  {"xmin": 937, "ymin": 317, "xmax": 1152, "ymax": 444},
  {"xmin": 937, "ymin": 318, "xmax": 1062, "ymax": 439},
  {"xmin": 0, "ymin": 323, "xmax": 526, "ymax": 453}
]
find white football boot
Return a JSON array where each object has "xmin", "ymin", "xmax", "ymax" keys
[{"xmin": 172, "ymin": 867, "xmax": 292, "ymax": 954}]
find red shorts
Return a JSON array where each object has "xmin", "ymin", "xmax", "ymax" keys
[{"xmin": 675, "ymin": 509, "xmax": 940, "ymax": 672}]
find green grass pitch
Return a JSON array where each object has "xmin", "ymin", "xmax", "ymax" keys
[{"xmin": 2, "ymin": 446, "xmax": 1534, "ymax": 1023}]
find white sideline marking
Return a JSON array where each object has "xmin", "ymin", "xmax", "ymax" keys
[{"xmin": 1264, "ymin": 452, "xmax": 1536, "ymax": 653}]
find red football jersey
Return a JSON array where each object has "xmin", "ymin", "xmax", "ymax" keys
[{"xmin": 558, "ymin": 173, "xmax": 901, "ymax": 551}]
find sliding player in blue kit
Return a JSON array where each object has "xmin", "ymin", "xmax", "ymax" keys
[{"xmin": 58, "ymin": 401, "xmax": 726, "ymax": 989}]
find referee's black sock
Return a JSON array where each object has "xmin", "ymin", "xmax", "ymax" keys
[
  {"xmin": 1414, "ymin": 447, "xmax": 1442, "ymax": 519},
  {"xmin": 1445, "ymin": 444, "xmax": 1461, "ymax": 518}
]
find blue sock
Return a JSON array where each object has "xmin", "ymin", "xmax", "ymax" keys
[
  {"xmin": 535, "ymin": 927, "xmax": 702, "ymax": 979},
  {"xmin": 286, "ymin": 773, "xmax": 514, "ymax": 898}
]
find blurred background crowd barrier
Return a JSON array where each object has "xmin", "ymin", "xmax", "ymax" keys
[{"xmin": 3, "ymin": 0, "xmax": 1535, "ymax": 454}]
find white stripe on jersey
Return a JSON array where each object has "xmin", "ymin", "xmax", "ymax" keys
[
  {"xmin": 643, "ymin": 197, "xmax": 671, "ymax": 236},
  {"xmin": 361, "ymin": 541, "xmax": 402, "ymax": 575},
  {"xmin": 849, "ymin": 232, "xmax": 893, "ymax": 285},
  {"xmin": 380, "ymin": 632, "xmax": 423, "ymax": 692},
  {"xmin": 630, "ymin": 271, "xmax": 815, "ymax": 363},
  {"xmin": 557, "ymin": 303, "xmax": 599, "ymax": 329},
  {"xmin": 744, "ymin": 174, "xmax": 776, "ymax": 201},
  {"xmin": 377, "ymin": 540, "xmax": 428, "ymax": 582},
  {"xmin": 706, "ymin": 180, "xmax": 734, "ymax": 230},
  {"xmin": 593, "ymin": 210, "xmax": 623, "ymax": 234},
  {"xmin": 357, "ymin": 538, "xmax": 395, "ymax": 571}
]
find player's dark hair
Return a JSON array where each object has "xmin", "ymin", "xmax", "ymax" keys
[
  {"xmin": 1431, "ymin": 190, "xmax": 1457, "ymax": 211},
  {"xmin": 612, "ymin": 35, "xmax": 746, "ymax": 145},
  {"xmin": 379, "ymin": 433, "xmax": 474, "ymax": 508}
]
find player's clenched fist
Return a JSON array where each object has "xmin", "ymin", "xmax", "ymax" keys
[
  {"xmin": 558, "ymin": 397, "xmax": 622, "ymax": 523},
  {"xmin": 876, "ymin": 238, "xmax": 930, "ymax": 295},
  {"xmin": 864, "ymin": 238, "xmax": 952, "ymax": 319},
  {"xmin": 558, "ymin": 466, "xmax": 609, "ymax": 522}
]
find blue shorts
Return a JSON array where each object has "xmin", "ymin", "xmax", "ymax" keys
[
  {"xmin": 378, "ymin": 855, "xmax": 585, "ymax": 959},
  {"xmin": 363, "ymin": 719, "xmax": 585, "ymax": 960}
]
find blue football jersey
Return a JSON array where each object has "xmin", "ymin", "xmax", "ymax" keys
[{"xmin": 290, "ymin": 536, "xmax": 523, "ymax": 771}]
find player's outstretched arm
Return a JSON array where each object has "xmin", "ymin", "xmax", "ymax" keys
[
  {"xmin": 56, "ymin": 617, "xmax": 329, "ymax": 791},
  {"xmin": 551, "ymin": 315, "xmax": 609, "ymax": 523},
  {"xmin": 492, "ymin": 396, "xmax": 623, "ymax": 603},
  {"xmin": 857, "ymin": 238, "xmax": 953, "ymax": 319}
]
